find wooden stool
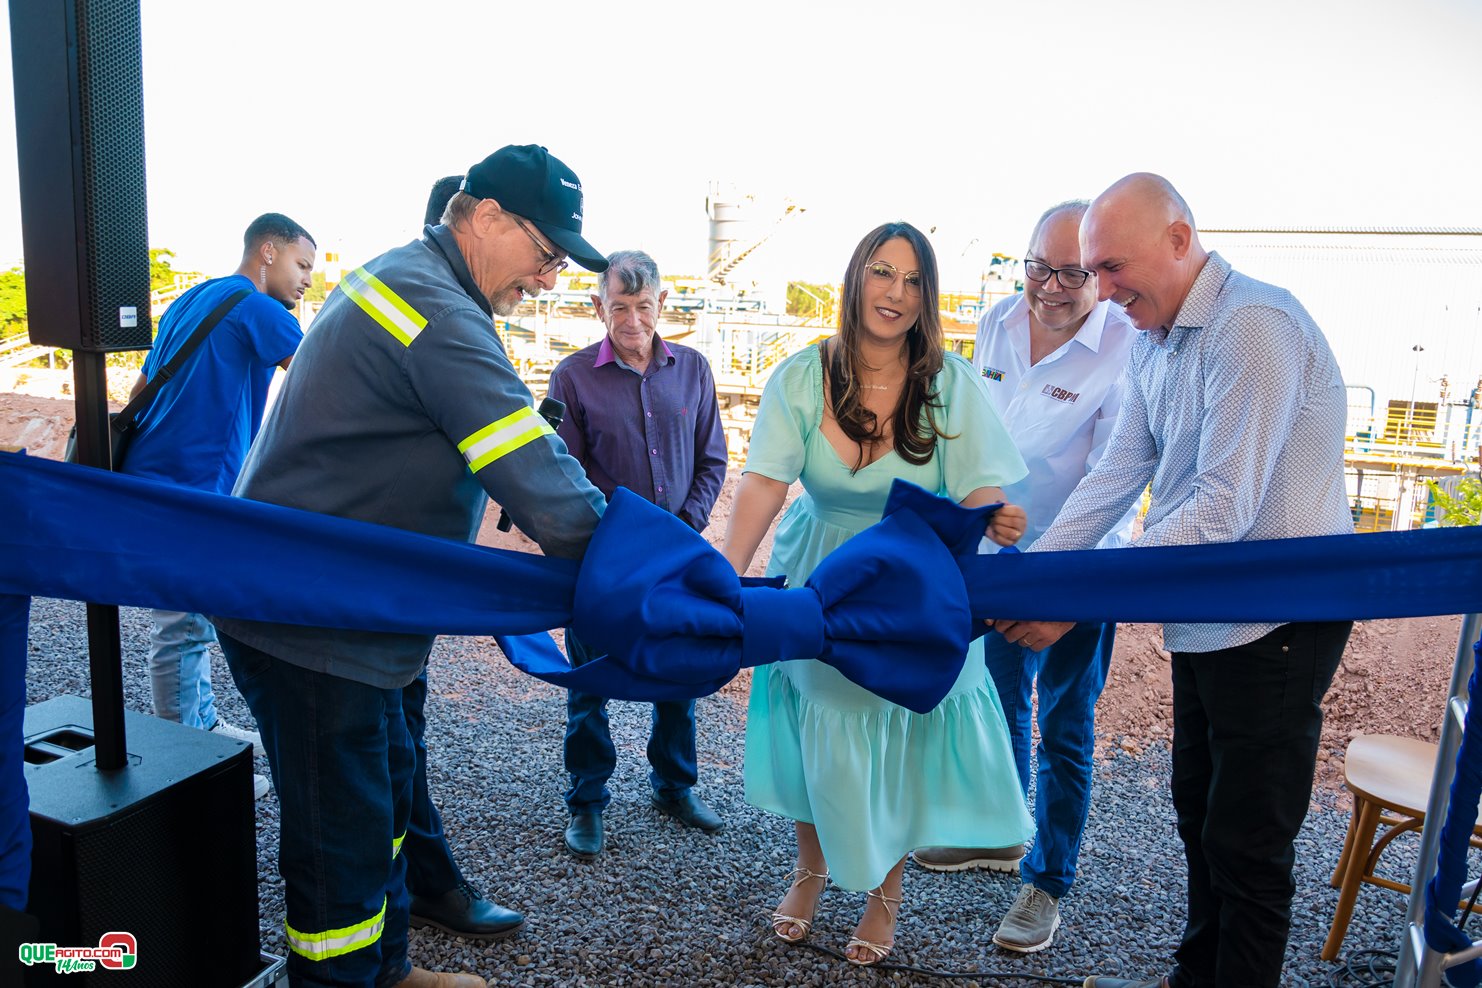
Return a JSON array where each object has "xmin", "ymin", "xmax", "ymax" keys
[{"xmin": 1323, "ymin": 733, "xmax": 1482, "ymax": 960}]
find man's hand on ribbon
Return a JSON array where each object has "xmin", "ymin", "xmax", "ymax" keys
[{"xmin": 986, "ymin": 619, "xmax": 1076, "ymax": 652}]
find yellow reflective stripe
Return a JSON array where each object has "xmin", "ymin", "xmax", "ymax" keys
[
  {"xmin": 341, "ymin": 267, "xmax": 427, "ymax": 347},
  {"xmin": 457, "ymin": 407, "xmax": 554, "ymax": 473},
  {"xmin": 284, "ymin": 898, "xmax": 386, "ymax": 961},
  {"xmin": 392, "ymin": 832, "xmax": 405, "ymax": 859}
]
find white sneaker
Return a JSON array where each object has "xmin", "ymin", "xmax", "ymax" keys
[
  {"xmin": 210, "ymin": 719, "xmax": 264, "ymax": 758},
  {"xmin": 253, "ymin": 773, "xmax": 270, "ymax": 801}
]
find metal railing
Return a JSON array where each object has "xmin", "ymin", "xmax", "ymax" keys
[
  {"xmin": 1393, "ymin": 612, "xmax": 1482, "ymax": 987},
  {"xmin": 150, "ymin": 274, "xmax": 206, "ymax": 315},
  {"xmin": 0, "ymin": 334, "xmax": 54, "ymax": 369}
]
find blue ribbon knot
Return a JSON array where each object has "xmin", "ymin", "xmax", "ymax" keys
[{"xmin": 740, "ymin": 587, "xmax": 823, "ymax": 668}]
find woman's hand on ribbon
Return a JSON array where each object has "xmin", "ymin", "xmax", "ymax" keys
[{"xmin": 986, "ymin": 503, "xmax": 1027, "ymax": 547}]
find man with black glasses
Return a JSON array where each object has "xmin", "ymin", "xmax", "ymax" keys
[
  {"xmin": 915, "ymin": 200, "xmax": 1136, "ymax": 955},
  {"xmin": 1001, "ymin": 174, "xmax": 1353, "ymax": 988},
  {"xmin": 212, "ymin": 145, "xmax": 609, "ymax": 988},
  {"xmin": 396, "ymin": 174, "xmax": 527, "ymax": 945}
]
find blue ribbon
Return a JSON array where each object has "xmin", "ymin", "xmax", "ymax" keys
[
  {"xmin": 1423, "ymin": 643, "xmax": 1482, "ymax": 987},
  {"xmin": 886, "ymin": 479, "xmax": 1482, "ymax": 625},
  {"xmin": 0, "ymin": 452, "xmax": 978, "ymax": 713},
  {"xmin": 9, "ymin": 451, "xmax": 1482, "ymax": 946}
]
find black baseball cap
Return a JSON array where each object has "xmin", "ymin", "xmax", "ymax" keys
[{"xmin": 460, "ymin": 145, "xmax": 608, "ymax": 272}]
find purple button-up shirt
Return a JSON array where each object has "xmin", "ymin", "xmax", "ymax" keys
[{"xmin": 546, "ymin": 334, "xmax": 727, "ymax": 531}]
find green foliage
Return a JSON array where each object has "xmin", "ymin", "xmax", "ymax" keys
[
  {"xmin": 149, "ymin": 248, "xmax": 176, "ymax": 291},
  {"xmin": 1427, "ymin": 477, "xmax": 1482, "ymax": 527},
  {"xmin": 787, "ymin": 281, "xmax": 835, "ymax": 320},
  {"xmin": 0, "ymin": 266, "xmax": 26, "ymax": 338},
  {"xmin": 150, "ymin": 248, "xmax": 202, "ymax": 293},
  {"xmin": 305, "ymin": 271, "xmax": 330, "ymax": 304}
]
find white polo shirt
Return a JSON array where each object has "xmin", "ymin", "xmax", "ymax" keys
[{"xmin": 972, "ymin": 294, "xmax": 1138, "ymax": 549}]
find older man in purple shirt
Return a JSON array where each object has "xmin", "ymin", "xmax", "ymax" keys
[{"xmin": 546, "ymin": 249, "xmax": 728, "ymax": 860}]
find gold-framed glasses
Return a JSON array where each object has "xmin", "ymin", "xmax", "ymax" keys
[{"xmin": 864, "ymin": 259, "xmax": 923, "ymax": 297}]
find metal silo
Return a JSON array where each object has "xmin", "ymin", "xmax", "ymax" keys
[{"xmin": 706, "ymin": 182, "xmax": 752, "ymax": 285}]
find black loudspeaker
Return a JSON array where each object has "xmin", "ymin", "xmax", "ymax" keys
[
  {"xmin": 8, "ymin": 0, "xmax": 153, "ymax": 352},
  {"xmin": 21, "ymin": 695, "xmax": 263, "ymax": 987}
]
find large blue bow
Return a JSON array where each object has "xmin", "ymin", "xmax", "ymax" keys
[{"xmin": 538, "ymin": 485, "xmax": 978, "ymax": 714}]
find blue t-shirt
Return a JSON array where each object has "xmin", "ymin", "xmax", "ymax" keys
[{"xmin": 121, "ymin": 275, "xmax": 303, "ymax": 494}]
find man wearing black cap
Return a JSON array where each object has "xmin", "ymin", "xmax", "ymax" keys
[
  {"xmin": 212, "ymin": 145, "xmax": 609, "ymax": 988},
  {"xmin": 391, "ymin": 175, "xmax": 527, "ymax": 945}
]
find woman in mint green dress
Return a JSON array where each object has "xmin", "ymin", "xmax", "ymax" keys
[{"xmin": 721, "ymin": 222, "xmax": 1035, "ymax": 966}]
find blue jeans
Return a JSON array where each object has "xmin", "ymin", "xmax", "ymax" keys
[
  {"xmin": 401, "ymin": 662, "xmax": 464, "ymax": 899},
  {"xmin": 563, "ymin": 630, "xmax": 697, "ymax": 813},
  {"xmin": 983, "ymin": 621, "xmax": 1115, "ymax": 900},
  {"xmin": 219, "ymin": 632, "xmax": 415, "ymax": 988},
  {"xmin": 148, "ymin": 609, "xmax": 218, "ymax": 730}
]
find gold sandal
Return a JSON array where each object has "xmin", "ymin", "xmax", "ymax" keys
[
  {"xmin": 845, "ymin": 886, "xmax": 902, "ymax": 966},
  {"xmin": 770, "ymin": 867, "xmax": 830, "ymax": 943}
]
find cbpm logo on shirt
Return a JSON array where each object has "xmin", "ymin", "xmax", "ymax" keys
[
  {"xmin": 1041, "ymin": 384, "xmax": 1080, "ymax": 404},
  {"xmin": 981, "ymin": 367, "xmax": 1005, "ymax": 382}
]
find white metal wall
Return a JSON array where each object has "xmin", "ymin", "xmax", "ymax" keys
[{"xmin": 1200, "ymin": 231, "xmax": 1482, "ymax": 441}]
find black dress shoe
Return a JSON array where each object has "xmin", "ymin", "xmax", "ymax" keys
[
  {"xmin": 408, "ymin": 880, "xmax": 525, "ymax": 940},
  {"xmin": 651, "ymin": 791, "xmax": 724, "ymax": 832},
  {"xmin": 565, "ymin": 810, "xmax": 603, "ymax": 860}
]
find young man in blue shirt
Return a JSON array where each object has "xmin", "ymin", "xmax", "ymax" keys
[{"xmin": 122, "ymin": 213, "xmax": 314, "ymax": 800}]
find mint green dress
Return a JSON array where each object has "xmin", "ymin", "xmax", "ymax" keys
[{"xmin": 743, "ymin": 345, "xmax": 1035, "ymax": 891}]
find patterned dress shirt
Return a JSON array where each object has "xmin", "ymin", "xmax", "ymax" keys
[{"xmin": 1031, "ymin": 252, "xmax": 1353, "ymax": 652}]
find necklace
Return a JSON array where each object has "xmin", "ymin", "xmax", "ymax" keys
[{"xmin": 861, "ymin": 383, "xmax": 890, "ymax": 391}]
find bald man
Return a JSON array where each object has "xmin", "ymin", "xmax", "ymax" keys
[{"xmin": 991, "ymin": 174, "xmax": 1354, "ymax": 988}]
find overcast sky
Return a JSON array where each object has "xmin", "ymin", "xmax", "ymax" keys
[{"xmin": 0, "ymin": 0, "xmax": 1478, "ymax": 291}]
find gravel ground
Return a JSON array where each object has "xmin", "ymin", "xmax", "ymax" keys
[{"xmin": 22, "ymin": 598, "xmax": 1443, "ymax": 987}]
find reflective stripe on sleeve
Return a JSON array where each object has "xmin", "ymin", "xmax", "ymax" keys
[
  {"xmin": 392, "ymin": 832, "xmax": 405, "ymax": 859},
  {"xmin": 285, "ymin": 898, "xmax": 386, "ymax": 961},
  {"xmin": 457, "ymin": 406, "xmax": 554, "ymax": 474},
  {"xmin": 341, "ymin": 267, "xmax": 427, "ymax": 346}
]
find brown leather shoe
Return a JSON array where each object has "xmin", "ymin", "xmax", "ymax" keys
[{"xmin": 394, "ymin": 967, "xmax": 489, "ymax": 988}]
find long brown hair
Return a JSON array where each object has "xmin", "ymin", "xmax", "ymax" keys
[{"xmin": 825, "ymin": 221, "xmax": 950, "ymax": 472}]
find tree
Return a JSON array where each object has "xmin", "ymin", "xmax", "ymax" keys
[
  {"xmin": 150, "ymin": 248, "xmax": 201, "ymax": 293},
  {"xmin": 1427, "ymin": 477, "xmax": 1482, "ymax": 527},
  {"xmin": 787, "ymin": 281, "xmax": 835, "ymax": 321},
  {"xmin": 0, "ymin": 266, "xmax": 26, "ymax": 338},
  {"xmin": 304, "ymin": 271, "xmax": 330, "ymax": 304}
]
